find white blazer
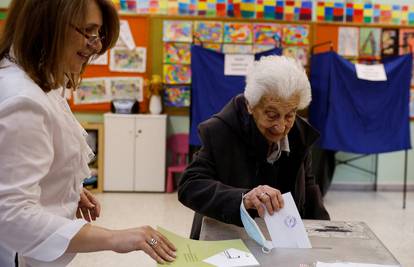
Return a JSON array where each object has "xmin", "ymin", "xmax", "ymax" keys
[{"xmin": 0, "ymin": 58, "xmax": 92, "ymax": 266}]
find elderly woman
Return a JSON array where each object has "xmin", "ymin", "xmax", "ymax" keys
[{"xmin": 178, "ymin": 55, "xmax": 330, "ymax": 239}]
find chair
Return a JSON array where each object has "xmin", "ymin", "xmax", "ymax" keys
[{"xmin": 166, "ymin": 133, "xmax": 189, "ymax": 193}]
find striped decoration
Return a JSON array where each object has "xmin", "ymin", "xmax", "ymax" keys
[
  {"xmin": 256, "ymin": 0, "xmax": 264, "ymax": 19},
  {"xmin": 198, "ymin": 0, "xmax": 207, "ymax": 15},
  {"xmin": 363, "ymin": 3, "xmax": 373, "ymax": 23},
  {"xmin": 207, "ymin": 0, "xmax": 217, "ymax": 17},
  {"xmin": 264, "ymin": 0, "xmax": 276, "ymax": 19},
  {"xmin": 392, "ymin": 5, "xmax": 402, "ymax": 25},
  {"xmin": 241, "ymin": 0, "xmax": 255, "ymax": 18},
  {"xmin": 275, "ymin": 0, "xmax": 284, "ymax": 20}
]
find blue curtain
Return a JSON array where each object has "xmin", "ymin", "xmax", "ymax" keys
[
  {"xmin": 190, "ymin": 45, "xmax": 282, "ymax": 146},
  {"xmin": 309, "ymin": 51, "xmax": 412, "ymax": 153}
]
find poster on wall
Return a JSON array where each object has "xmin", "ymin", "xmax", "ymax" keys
[
  {"xmin": 223, "ymin": 23, "xmax": 253, "ymax": 44},
  {"xmin": 359, "ymin": 28, "xmax": 381, "ymax": 58},
  {"xmin": 253, "ymin": 44, "xmax": 276, "ymax": 53},
  {"xmin": 338, "ymin": 27, "xmax": 359, "ymax": 57},
  {"xmin": 163, "ymin": 64, "xmax": 192, "ymax": 84},
  {"xmin": 74, "ymin": 78, "xmax": 109, "ymax": 104},
  {"xmin": 109, "ymin": 77, "xmax": 144, "ymax": 102},
  {"xmin": 193, "ymin": 21, "xmax": 223, "ymax": 43},
  {"xmin": 381, "ymin": 29, "xmax": 399, "ymax": 58},
  {"xmin": 90, "ymin": 51, "xmax": 108, "ymax": 65},
  {"xmin": 110, "ymin": 47, "xmax": 147, "ymax": 73},
  {"xmin": 253, "ymin": 23, "xmax": 282, "ymax": 46},
  {"xmin": 202, "ymin": 43, "xmax": 222, "ymax": 52},
  {"xmin": 222, "ymin": 44, "xmax": 253, "ymax": 54},
  {"xmin": 163, "ymin": 43, "xmax": 191, "ymax": 64},
  {"xmin": 163, "ymin": 20, "xmax": 193, "ymax": 42},
  {"xmin": 282, "ymin": 25, "xmax": 309, "ymax": 46},
  {"xmin": 399, "ymin": 29, "xmax": 414, "ymax": 55},
  {"xmin": 282, "ymin": 46, "xmax": 308, "ymax": 66},
  {"xmin": 163, "ymin": 85, "xmax": 191, "ymax": 107}
]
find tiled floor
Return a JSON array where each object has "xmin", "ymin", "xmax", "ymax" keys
[{"xmin": 68, "ymin": 190, "xmax": 414, "ymax": 267}]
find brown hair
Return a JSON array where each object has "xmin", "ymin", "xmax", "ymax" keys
[{"xmin": 0, "ymin": 0, "xmax": 119, "ymax": 92}]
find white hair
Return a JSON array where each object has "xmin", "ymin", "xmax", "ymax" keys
[{"xmin": 244, "ymin": 55, "xmax": 311, "ymax": 110}]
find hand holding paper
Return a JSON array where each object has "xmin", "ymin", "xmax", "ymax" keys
[{"xmin": 264, "ymin": 192, "xmax": 312, "ymax": 248}]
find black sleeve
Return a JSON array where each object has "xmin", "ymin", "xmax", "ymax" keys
[
  {"xmin": 303, "ymin": 151, "xmax": 331, "ymax": 220},
  {"xmin": 178, "ymin": 123, "xmax": 249, "ymax": 227}
]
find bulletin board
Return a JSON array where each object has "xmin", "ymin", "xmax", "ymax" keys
[{"xmin": 69, "ymin": 15, "xmax": 151, "ymax": 113}]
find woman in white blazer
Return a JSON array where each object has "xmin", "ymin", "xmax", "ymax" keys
[{"xmin": 0, "ymin": 0, "xmax": 176, "ymax": 266}]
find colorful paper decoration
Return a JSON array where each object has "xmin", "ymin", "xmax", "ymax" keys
[
  {"xmin": 217, "ymin": 0, "xmax": 227, "ymax": 17},
  {"xmin": 159, "ymin": 0, "xmax": 168, "ymax": 14},
  {"xmin": 167, "ymin": 0, "xmax": 179, "ymax": 15},
  {"xmin": 338, "ymin": 27, "xmax": 359, "ymax": 57},
  {"xmin": 253, "ymin": 44, "xmax": 275, "ymax": 53},
  {"xmin": 282, "ymin": 25, "xmax": 309, "ymax": 46},
  {"xmin": 178, "ymin": 0, "xmax": 190, "ymax": 15},
  {"xmin": 392, "ymin": 5, "xmax": 402, "ymax": 25},
  {"xmin": 163, "ymin": 64, "xmax": 192, "ymax": 84},
  {"xmin": 282, "ymin": 46, "xmax": 308, "ymax": 66},
  {"xmin": 363, "ymin": 3, "xmax": 373, "ymax": 23},
  {"xmin": 223, "ymin": 23, "xmax": 253, "ymax": 44},
  {"xmin": 163, "ymin": 20, "xmax": 193, "ymax": 43},
  {"xmin": 346, "ymin": 2, "xmax": 363, "ymax": 23},
  {"xmin": 275, "ymin": 0, "xmax": 284, "ymax": 20},
  {"xmin": 207, "ymin": 0, "xmax": 217, "ymax": 17},
  {"xmin": 233, "ymin": 0, "xmax": 242, "ymax": 17},
  {"xmin": 109, "ymin": 77, "xmax": 144, "ymax": 101},
  {"xmin": 379, "ymin": 4, "xmax": 392, "ymax": 24},
  {"xmin": 202, "ymin": 43, "xmax": 222, "ymax": 52},
  {"xmin": 256, "ymin": 0, "xmax": 264, "ymax": 19},
  {"xmin": 227, "ymin": 0, "xmax": 234, "ymax": 16},
  {"xmin": 381, "ymin": 29, "xmax": 399, "ymax": 58},
  {"xmin": 119, "ymin": 0, "xmax": 137, "ymax": 12},
  {"xmin": 399, "ymin": 29, "xmax": 414, "ymax": 55},
  {"xmin": 164, "ymin": 85, "xmax": 191, "ymax": 107},
  {"xmin": 284, "ymin": 0, "xmax": 295, "ymax": 21},
  {"xmin": 359, "ymin": 28, "xmax": 381, "ymax": 58},
  {"xmin": 316, "ymin": 1, "xmax": 345, "ymax": 22},
  {"xmin": 241, "ymin": 0, "xmax": 255, "ymax": 19},
  {"xmin": 253, "ymin": 23, "xmax": 282, "ymax": 46},
  {"xmin": 222, "ymin": 44, "xmax": 253, "ymax": 54},
  {"xmin": 194, "ymin": 21, "xmax": 223, "ymax": 43},
  {"xmin": 75, "ymin": 78, "xmax": 110, "ymax": 104},
  {"xmin": 296, "ymin": 1, "xmax": 312, "ymax": 21},
  {"xmin": 264, "ymin": 0, "xmax": 276, "ymax": 19},
  {"xmin": 149, "ymin": 0, "xmax": 160, "ymax": 14},
  {"xmin": 373, "ymin": 4, "xmax": 380, "ymax": 23},
  {"xmin": 137, "ymin": 0, "xmax": 149, "ymax": 14},
  {"xmin": 163, "ymin": 43, "xmax": 191, "ymax": 64},
  {"xmin": 198, "ymin": 0, "xmax": 207, "ymax": 15}
]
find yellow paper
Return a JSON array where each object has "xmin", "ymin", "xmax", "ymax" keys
[{"xmin": 157, "ymin": 227, "xmax": 253, "ymax": 267}]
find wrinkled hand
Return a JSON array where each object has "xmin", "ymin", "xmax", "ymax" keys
[
  {"xmin": 243, "ymin": 185, "xmax": 284, "ymax": 217},
  {"xmin": 111, "ymin": 225, "xmax": 177, "ymax": 264},
  {"xmin": 76, "ymin": 188, "xmax": 101, "ymax": 222}
]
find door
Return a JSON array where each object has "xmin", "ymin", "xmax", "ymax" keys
[
  {"xmin": 134, "ymin": 115, "xmax": 166, "ymax": 191},
  {"xmin": 104, "ymin": 114, "xmax": 135, "ymax": 191}
]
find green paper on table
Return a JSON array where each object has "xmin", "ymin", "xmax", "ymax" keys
[{"xmin": 157, "ymin": 227, "xmax": 259, "ymax": 267}]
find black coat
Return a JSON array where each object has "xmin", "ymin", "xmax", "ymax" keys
[{"xmin": 178, "ymin": 94, "xmax": 330, "ymax": 239}]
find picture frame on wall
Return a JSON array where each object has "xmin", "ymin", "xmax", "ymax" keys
[
  {"xmin": 163, "ymin": 85, "xmax": 191, "ymax": 108},
  {"xmin": 109, "ymin": 47, "xmax": 147, "ymax": 73}
]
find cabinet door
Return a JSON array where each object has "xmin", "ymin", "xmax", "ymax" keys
[
  {"xmin": 134, "ymin": 116, "xmax": 166, "ymax": 191},
  {"xmin": 104, "ymin": 115, "xmax": 135, "ymax": 191}
]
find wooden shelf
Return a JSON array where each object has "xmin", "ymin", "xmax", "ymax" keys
[{"xmin": 81, "ymin": 122, "xmax": 104, "ymax": 193}]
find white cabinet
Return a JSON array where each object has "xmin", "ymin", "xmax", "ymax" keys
[{"xmin": 104, "ymin": 113, "xmax": 166, "ymax": 192}]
